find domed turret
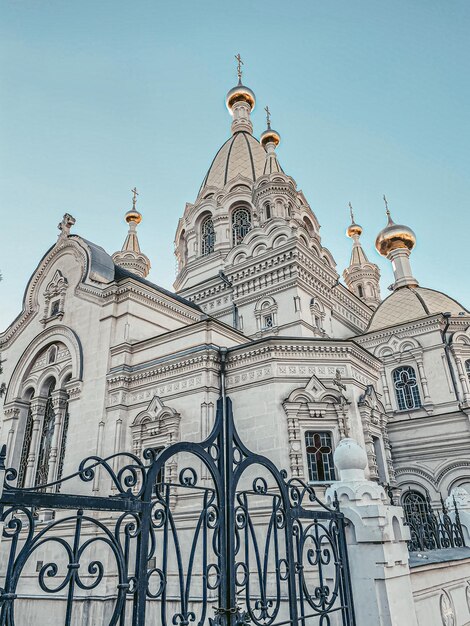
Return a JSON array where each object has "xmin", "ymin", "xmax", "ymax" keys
[
  {"xmin": 226, "ymin": 54, "xmax": 256, "ymax": 135},
  {"xmin": 113, "ymin": 188, "xmax": 151, "ymax": 278},
  {"xmin": 375, "ymin": 196, "xmax": 416, "ymax": 257},
  {"xmin": 343, "ymin": 203, "xmax": 381, "ymax": 309},
  {"xmin": 375, "ymin": 196, "xmax": 418, "ymax": 290},
  {"xmin": 226, "ymin": 84, "xmax": 256, "ymax": 113}
]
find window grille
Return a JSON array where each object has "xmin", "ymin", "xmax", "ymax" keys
[
  {"xmin": 393, "ymin": 366, "xmax": 422, "ymax": 411},
  {"xmin": 305, "ymin": 431, "xmax": 336, "ymax": 482},
  {"xmin": 17, "ymin": 405, "xmax": 34, "ymax": 488},
  {"xmin": 201, "ymin": 216, "xmax": 215, "ymax": 256},
  {"xmin": 402, "ymin": 490, "xmax": 428, "ymax": 527},
  {"xmin": 232, "ymin": 208, "xmax": 251, "ymax": 246}
]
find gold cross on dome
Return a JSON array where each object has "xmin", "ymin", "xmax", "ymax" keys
[
  {"xmin": 265, "ymin": 105, "xmax": 271, "ymax": 129},
  {"xmin": 131, "ymin": 187, "xmax": 139, "ymax": 209},
  {"xmin": 235, "ymin": 53, "xmax": 244, "ymax": 83}
]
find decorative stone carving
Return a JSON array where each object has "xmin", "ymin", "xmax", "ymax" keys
[
  {"xmin": 41, "ymin": 270, "xmax": 68, "ymax": 325},
  {"xmin": 439, "ymin": 590, "xmax": 455, "ymax": 626}
]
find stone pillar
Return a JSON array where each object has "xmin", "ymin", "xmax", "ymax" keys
[
  {"xmin": 23, "ymin": 397, "xmax": 48, "ymax": 487},
  {"xmin": 415, "ymin": 356, "xmax": 432, "ymax": 406},
  {"xmin": 380, "ymin": 367, "xmax": 393, "ymax": 411},
  {"xmin": 325, "ymin": 438, "xmax": 418, "ymax": 626},
  {"xmin": 46, "ymin": 389, "xmax": 69, "ymax": 488},
  {"xmin": 453, "ymin": 355, "xmax": 470, "ymax": 404}
]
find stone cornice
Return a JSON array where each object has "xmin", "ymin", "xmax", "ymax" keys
[
  {"xmin": 226, "ymin": 338, "xmax": 381, "ymax": 371},
  {"xmin": 355, "ymin": 315, "xmax": 444, "ymax": 348}
]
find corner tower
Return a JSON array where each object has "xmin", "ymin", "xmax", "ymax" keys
[{"xmin": 343, "ymin": 203, "xmax": 381, "ymax": 309}]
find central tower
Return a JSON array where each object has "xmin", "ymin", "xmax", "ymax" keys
[{"xmin": 174, "ymin": 60, "xmax": 375, "ymax": 338}]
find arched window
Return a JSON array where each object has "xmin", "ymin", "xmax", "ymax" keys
[
  {"xmin": 393, "ymin": 366, "xmax": 422, "ymax": 410},
  {"xmin": 465, "ymin": 359, "xmax": 470, "ymax": 379},
  {"xmin": 402, "ymin": 490, "xmax": 428, "ymax": 527},
  {"xmin": 201, "ymin": 216, "xmax": 215, "ymax": 256},
  {"xmin": 48, "ymin": 345, "xmax": 57, "ymax": 364},
  {"xmin": 357, "ymin": 285, "xmax": 364, "ymax": 298},
  {"xmin": 264, "ymin": 203, "xmax": 271, "ymax": 220},
  {"xmin": 35, "ymin": 380, "xmax": 56, "ymax": 487},
  {"xmin": 303, "ymin": 216, "xmax": 314, "ymax": 237},
  {"xmin": 305, "ymin": 431, "xmax": 336, "ymax": 482},
  {"xmin": 232, "ymin": 208, "xmax": 251, "ymax": 246}
]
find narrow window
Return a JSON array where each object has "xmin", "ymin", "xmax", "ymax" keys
[
  {"xmin": 305, "ymin": 431, "xmax": 336, "ymax": 482},
  {"xmin": 35, "ymin": 380, "xmax": 56, "ymax": 488},
  {"xmin": 357, "ymin": 285, "xmax": 364, "ymax": 298},
  {"xmin": 153, "ymin": 447, "xmax": 165, "ymax": 496},
  {"xmin": 232, "ymin": 208, "xmax": 251, "ymax": 246},
  {"xmin": 50, "ymin": 300, "xmax": 60, "ymax": 317},
  {"xmin": 393, "ymin": 366, "xmax": 422, "ymax": 410},
  {"xmin": 201, "ymin": 216, "xmax": 215, "ymax": 256},
  {"xmin": 262, "ymin": 313, "xmax": 274, "ymax": 329},
  {"xmin": 18, "ymin": 404, "xmax": 34, "ymax": 487},
  {"xmin": 265, "ymin": 203, "xmax": 271, "ymax": 220},
  {"xmin": 465, "ymin": 359, "xmax": 470, "ymax": 379}
]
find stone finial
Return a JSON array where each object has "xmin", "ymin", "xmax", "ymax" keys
[
  {"xmin": 58, "ymin": 213, "xmax": 76, "ymax": 239},
  {"xmin": 333, "ymin": 437, "xmax": 368, "ymax": 482}
]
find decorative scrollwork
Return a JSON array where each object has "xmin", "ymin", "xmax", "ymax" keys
[{"xmin": 0, "ymin": 396, "xmax": 355, "ymax": 626}]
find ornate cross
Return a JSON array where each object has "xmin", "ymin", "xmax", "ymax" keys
[
  {"xmin": 348, "ymin": 202, "xmax": 355, "ymax": 223},
  {"xmin": 57, "ymin": 213, "xmax": 76, "ymax": 238},
  {"xmin": 383, "ymin": 194, "xmax": 390, "ymax": 217},
  {"xmin": 264, "ymin": 106, "xmax": 271, "ymax": 129},
  {"xmin": 131, "ymin": 187, "xmax": 139, "ymax": 210},
  {"xmin": 235, "ymin": 53, "xmax": 243, "ymax": 83}
]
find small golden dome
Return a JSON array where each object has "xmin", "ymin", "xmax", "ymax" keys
[
  {"xmin": 226, "ymin": 84, "xmax": 256, "ymax": 113},
  {"xmin": 260, "ymin": 128, "xmax": 281, "ymax": 147},
  {"xmin": 346, "ymin": 222, "xmax": 363, "ymax": 238},
  {"xmin": 375, "ymin": 217, "xmax": 416, "ymax": 256},
  {"xmin": 125, "ymin": 209, "xmax": 142, "ymax": 225}
]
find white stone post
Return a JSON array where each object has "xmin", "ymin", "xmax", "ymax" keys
[{"xmin": 325, "ymin": 438, "xmax": 418, "ymax": 626}]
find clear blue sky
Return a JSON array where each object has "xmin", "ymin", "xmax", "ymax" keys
[{"xmin": 1, "ymin": 0, "xmax": 469, "ymax": 330}]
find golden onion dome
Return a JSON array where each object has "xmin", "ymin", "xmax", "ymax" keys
[
  {"xmin": 125, "ymin": 209, "xmax": 142, "ymax": 225},
  {"xmin": 346, "ymin": 222, "xmax": 363, "ymax": 238},
  {"xmin": 260, "ymin": 128, "xmax": 281, "ymax": 147},
  {"xmin": 225, "ymin": 84, "xmax": 256, "ymax": 113},
  {"xmin": 375, "ymin": 216, "xmax": 416, "ymax": 257}
]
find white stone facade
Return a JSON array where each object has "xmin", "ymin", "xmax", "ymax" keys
[{"xmin": 1, "ymin": 75, "xmax": 470, "ymax": 625}]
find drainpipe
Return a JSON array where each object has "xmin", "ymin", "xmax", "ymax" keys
[{"xmin": 442, "ymin": 312, "xmax": 461, "ymax": 403}]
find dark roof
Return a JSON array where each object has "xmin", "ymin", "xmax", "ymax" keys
[{"xmin": 113, "ymin": 265, "xmax": 202, "ymax": 312}]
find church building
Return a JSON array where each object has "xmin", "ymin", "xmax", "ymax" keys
[{"xmin": 1, "ymin": 63, "xmax": 470, "ymax": 625}]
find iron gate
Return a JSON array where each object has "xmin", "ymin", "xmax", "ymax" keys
[{"xmin": 0, "ymin": 396, "xmax": 355, "ymax": 626}]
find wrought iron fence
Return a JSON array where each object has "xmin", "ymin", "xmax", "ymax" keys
[
  {"xmin": 0, "ymin": 396, "xmax": 356, "ymax": 626},
  {"xmin": 402, "ymin": 489, "xmax": 465, "ymax": 553}
]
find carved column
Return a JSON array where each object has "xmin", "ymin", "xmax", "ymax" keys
[
  {"xmin": 2, "ymin": 402, "xmax": 25, "ymax": 467},
  {"xmin": 453, "ymin": 354, "xmax": 470, "ymax": 403},
  {"xmin": 24, "ymin": 397, "xmax": 47, "ymax": 487},
  {"xmin": 380, "ymin": 367, "xmax": 393, "ymax": 411},
  {"xmin": 415, "ymin": 356, "xmax": 431, "ymax": 404},
  {"xmin": 46, "ymin": 389, "xmax": 69, "ymax": 488},
  {"xmin": 285, "ymin": 406, "xmax": 303, "ymax": 479}
]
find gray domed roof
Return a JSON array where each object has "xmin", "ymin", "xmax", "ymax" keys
[
  {"xmin": 367, "ymin": 286, "xmax": 468, "ymax": 332},
  {"xmin": 199, "ymin": 131, "xmax": 267, "ymax": 194}
]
